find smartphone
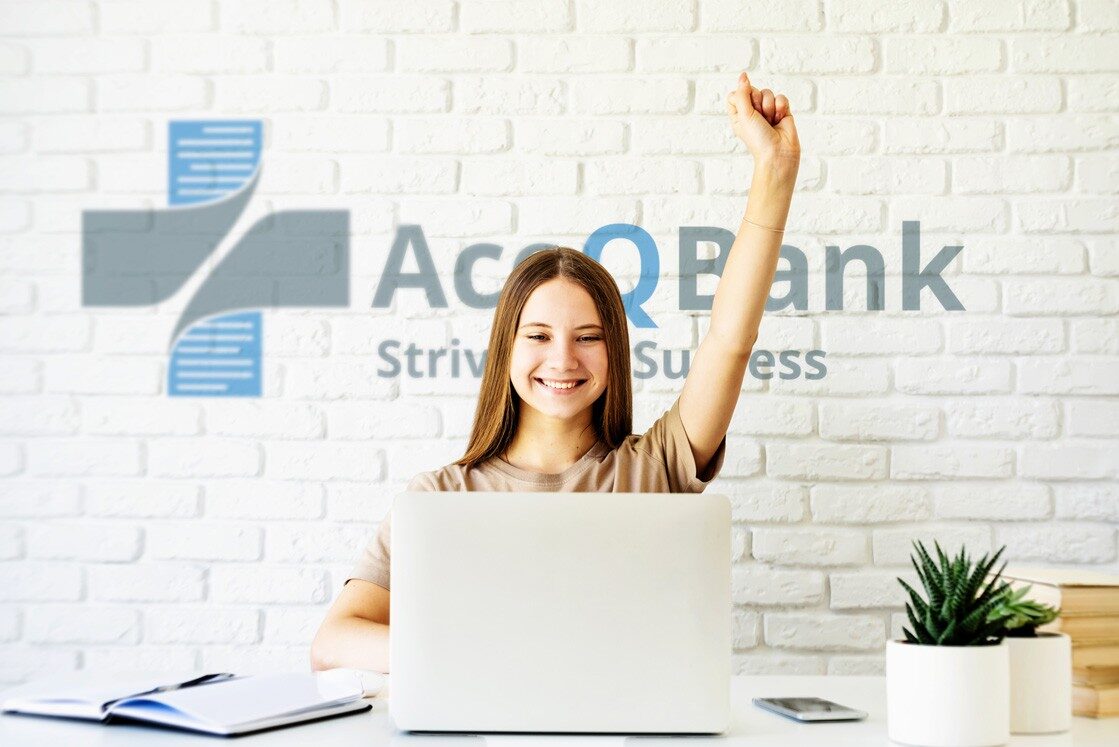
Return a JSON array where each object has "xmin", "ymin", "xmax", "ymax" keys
[{"xmin": 752, "ymin": 696, "xmax": 868, "ymax": 722}]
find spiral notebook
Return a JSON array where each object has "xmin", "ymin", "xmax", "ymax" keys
[{"xmin": 1, "ymin": 671, "xmax": 370, "ymax": 736}]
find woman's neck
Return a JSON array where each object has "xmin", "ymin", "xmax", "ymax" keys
[{"xmin": 500, "ymin": 408, "xmax": 600, "ymax": 475}]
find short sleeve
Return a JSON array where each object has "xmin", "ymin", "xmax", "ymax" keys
[
  {"xmin": 633, "ymin": 396, "xmax": 727, "ymax": 493},
  {"xmin": 345, "ymin": 471, "xmax": 437, "ymax": 590}
]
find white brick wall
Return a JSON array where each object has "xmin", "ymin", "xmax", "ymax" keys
[{"xmin": 0, "ymin": 0, "xmax": 1116, "ymax": 682}]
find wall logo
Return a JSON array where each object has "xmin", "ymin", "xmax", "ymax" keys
[{"xmin": 81, "ymin": 120, "xmax": 350, "ymax": 398}]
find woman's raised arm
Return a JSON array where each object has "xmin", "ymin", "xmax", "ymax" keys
[{"xmin": 678, "ymin": 72, "xmax": 801, "ymax": 476}]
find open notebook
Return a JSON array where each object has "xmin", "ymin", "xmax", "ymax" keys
[{"xmin": 1, "ymin": 671, "xmax": 371, "ymax": 736}]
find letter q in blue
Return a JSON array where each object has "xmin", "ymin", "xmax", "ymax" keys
[{"xmin": 583, "ymin": 223, "xmax": 659, "ymax": 329}]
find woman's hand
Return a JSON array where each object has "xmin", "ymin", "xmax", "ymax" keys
[{"xmin": 726, "ymin": 72, "xmax": 800, "ymax": 177}]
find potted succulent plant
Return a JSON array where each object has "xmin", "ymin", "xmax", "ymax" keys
[
  {"xmin": 886, "ymin": 542, "xmax": 1015, "ymax": 747},
  {"xmin": 994, "ymin": 586, "xmax": 1069, "ymax": 734}
]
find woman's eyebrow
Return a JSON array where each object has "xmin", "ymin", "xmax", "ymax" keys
[{"xmin": 520, "ymin": 322, "xmax": 604, "ymax": 331}]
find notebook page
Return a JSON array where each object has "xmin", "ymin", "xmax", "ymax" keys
[
  {"xmin": 109, "ymin": 671, "xmax": 363, "ymax": 732},
  {"xmin": 1, "ymin": 672, "xmax": 221, "ymax": 720}
]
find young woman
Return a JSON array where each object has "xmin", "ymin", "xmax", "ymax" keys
[{"xmin": 311, "ymin": 73, "xmax": 800, "ymax": 673}]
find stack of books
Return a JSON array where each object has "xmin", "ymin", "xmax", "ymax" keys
[{"xmin": 1002, "ymin": 567, "xmax": 1119, "ymax": 719}]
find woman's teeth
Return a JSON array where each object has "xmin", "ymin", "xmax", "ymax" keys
[{"xmin": 538, "ymin": 379, "xmax": 583, "ymax": 389}]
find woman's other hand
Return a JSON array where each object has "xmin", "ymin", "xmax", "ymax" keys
[{"xmin": 726, "ymin": 72, "xmax": 801, "ymax": 177}]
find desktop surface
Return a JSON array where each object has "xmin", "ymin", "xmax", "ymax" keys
[{"xmin": 2, "ymin": 675, "xmax": 1116, "ymax": 746}]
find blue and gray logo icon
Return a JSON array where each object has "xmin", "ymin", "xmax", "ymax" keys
[{"xmin": 81, "ymin": 120, "xmax": 350, "ymax": 397}]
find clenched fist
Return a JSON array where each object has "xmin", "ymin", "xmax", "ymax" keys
[{"xmin": 726, "ymin": 72, "xmax": 800, "ymax": 176}]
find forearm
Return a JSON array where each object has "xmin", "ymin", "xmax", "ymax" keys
[
  {"xmin": 310, "ymin": 617, "xmax": 391, "ymax": 673},
  {"xmin": 707, "ymin": 160, "xmax": 797, "ymax": 352}
]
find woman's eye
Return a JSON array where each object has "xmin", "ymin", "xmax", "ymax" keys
[
  {"xmin": 579, "ymin": 336, "xmax": 601, "ymax": 342},
  {"xmin": 527, "ymin": 334, "xmax": 547, "ymax": 341}
]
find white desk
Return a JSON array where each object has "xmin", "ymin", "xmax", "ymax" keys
[{"xmin": 1, "ymin": 676, "xmax": 1116, "ymax": 746}]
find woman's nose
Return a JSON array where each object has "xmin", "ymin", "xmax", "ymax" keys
[{"xmin": 546, "ymin": 338, "xmax": 579, "ymax": 370}]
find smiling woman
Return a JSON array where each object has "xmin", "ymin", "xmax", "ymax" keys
[{"xmin": 310, "ymin": 71, "xmax": 800, "ymax": 674}]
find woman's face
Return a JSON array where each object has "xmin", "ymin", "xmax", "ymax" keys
[{"xmin": 509, "ymin": 277, "xmax": 609, "ymax": 423}]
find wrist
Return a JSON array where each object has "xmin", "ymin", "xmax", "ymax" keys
[{"xmin": 752, "ymin": 155, "xmax": 799, "ymax": 188}]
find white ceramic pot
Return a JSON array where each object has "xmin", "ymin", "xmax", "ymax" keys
[
  {"xmin": 1007, "ymin": 632, "xmax": 1071, "ymax": 734},
  {"xmin": 886, "ymin": 639, "xmax": 1010, "ymax": 747}
]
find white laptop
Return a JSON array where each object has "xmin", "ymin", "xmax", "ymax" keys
[{"xmin": 389, "ymin": 491, "xmax": 731, "ymax": 734}]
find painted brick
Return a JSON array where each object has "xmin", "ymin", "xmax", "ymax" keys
[
  {"xmin": 518, "ymin": 36, "xmax": 631, "ymax": 73},
  {"xmin": 872, "ymin": 526, "xmax": 993, "ymax": 566},
  {"xmin": 25, "ymin": 606, "xmax": 139, "ymax": 644},
  {"xmin": 829, "ymin": 156, "xmax": 946, "ymax": 195},
  {"xmin": 819, "ymin": 402, "xmax": 939, "ymax": 442},
  {"xmin": 0, "ymin": 1, "xmax": 94, "ymax": 35},
  {"xmin": 148, "ymin": 439, "xmax": 260, "ymax": 478},
  {"xmin": 765, "ymin": 613, "xmax": 885, "ymax": 651},
  {"xmin": 265, "ymin": 523, "xmax": 372, "ymax": 563},
  {"xmin": 1067, "ymin": 400, "xmax": 1119, "ymax": 437},
  {"xmin": 146, "ymin": 607, "xmax": 260, "ymax": 644},
  {"xmin": 998, "ymin": 524, "xmax": 1116, "ymax": 563},
  {"xmin": 1073, "ymin": 320, "xmax": 1119, "ymax": 354},
  {"xmin": 88, "ymin": 564, "xmax": 205, "ymax": 603},
  {"xmin": 884, "ymin": 36, "xmax": 1001, "ymax": 73},
  {"xmin": 963, "ymin": 237, "xmax": 1086, "ymax": 275},
  {"xmin": 884, "ymin": 118, "xmax": 1000, "ymax": 154},
  {"xmin": 461, "ymin": 0, "xmax": 570, "ymax": 32},
  {"xmin": 210, "ymin": 566, "xmax": 329, "ymax": 605},
  {"xmin": 27, "ymin": 440, "xmax": 141, "ymax": 477},
  {"xmin": 398, "ymin": 37, "xmax": 511, "ymax": 72},
  {"xmin": 1054, "ymin": 484, "xmax": 1119, "ymax": 521},
  {"xmin": 1007, "ymin": 116, "xmax": 1118, "ymax": 154},
  {"xmin": 954, "ymin": 156, "xmax": 1071, "ymax": 194},
  {"xmin": 1012, "ymin": 35, "xmax": 1119, "ymax": 72},
  {"xmin": 83, "ymin": 646, "xmax": 199, "ymax": 675},
  {"xmin": 830, "ymin": 570, "xmax": 915, "ymax": 609},
  {"xmin": 204, "ymin": 401, "xmax": 323, "ymax": 438},
  {"xmin": 638, "ymin": 35, "xmax": 754, "ymax": 73},
  {"xmin": 726, "ymin": 482, "xmax": 806, "ymax": 523},
  {"xmin": 935, "ymin": 484, "xmax": 1052, "ymax": 520},
  {"xmin": 86, "ymin": 482, "xmax": 200, "ymax": 519},
  {"xmin": 768, "ymin": 443, "xmax": 888, "ymax": 481},
  {"xmin": 811, "ymin": 485, "xmax": 932, "ymax": 524},
  {"xmin": 0, "ymin": 562, "xmax": 82, "ymax": 602},
  {"xmin": 218, "ymin": 0, "xmax": 335, "ymax": 33},
  {"xmin": 462, "ymin": 159, "xmax": 579, "ymax": 196},
  {"xmin": 947, "ymin": 0, "xmax": 1070, "ymax": 32},
  {"xmin": 1005, "ymin": 279, "xmax": 1119, "ymax": 316},
  {"xmin": 732, "ymin": 653, "xmax": 826, "ymax": 675},
  {"xmin": 206, "ymin": 481, "xmax": 324, "ymax": 520},
  {"xmin": 147, "ymin": 523, "xmax": 262, "ymax": 562},
  {"xmin": 892, "ymin": 444, "xmax": 1014, "ymax": 479},
  {"xmin": 762, "ymin": 36, "xmax": 874, "ymax": 73},
  {"xmin": 753, "ymin": 528, "xmax": 869, "ymax": 566},
  {"xmin": 820, "ymin": 79, "xmax": 938, "ymax": 115},
  {"xmin": 397, "ymin": 118, "xmax": 510, "ymax": 154},
  {"xmin": 26, "ymin": 523, "xmax": 141, "ymax": 562},
  {"xmin": 151, "ymin": 35, "xmax": 268, "ymax": 74},
  {"xmin": 732, "ymin": 564, "xmax": 825, "ymax": 606},
  {"xmin": 569, "ymin": 78, "xmax": 690, "ymax": 115},
  {"xmin": 944, "ymin": 398, "xmax": 1060, "ymax": 439},
  {"xmin": 1018, "ymin": 359, "xmax": 1119, "ymax": 396},
  {"xmin": 1019, "ymin": 443, "xmax": 1119, "ymax": 479},
  {"xmin": 339, "ymin": 0, "xmax": 453, "ymax": 32},
  {"xmin": 733, "ymin": 609, "xmax": 760, "ymax": 649},
  {"xmin": 896, "ymin": 358, "xmax": 1012, "ymax": 395},
  {"xmin": 728, "ymin": 397, "xmax": 814, "ymax": 437},
  {"xmin": 98, "ymin": 74, "xmax": 208, "ymax": 111},
  {"xmin": 576, "ymin": 1, "xmax": 693, "ymax": 32},
  {"xmin": 702, "ymin": 0, "xmax": 822, "ymax": 31},
  {"xmin": 100, "ymin": 2, "xmax": 216, "ymax": 33},
  {"xmin": 83, "ymin": 398, "xmax": 201, "ymax": 436}
]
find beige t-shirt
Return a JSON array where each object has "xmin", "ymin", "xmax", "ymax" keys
[{"xmin": 347, "ymin": 395, "xmax": 727, "ymax": 590}]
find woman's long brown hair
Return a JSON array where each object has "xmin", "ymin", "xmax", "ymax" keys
[{"xmin": 455, "ymin": 247, "xmax": 633, "ymax": 470}]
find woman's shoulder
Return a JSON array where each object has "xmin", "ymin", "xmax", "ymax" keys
[{"xmin": 407, "ymin": 463, "xmax": 472, "ymax": 492}]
